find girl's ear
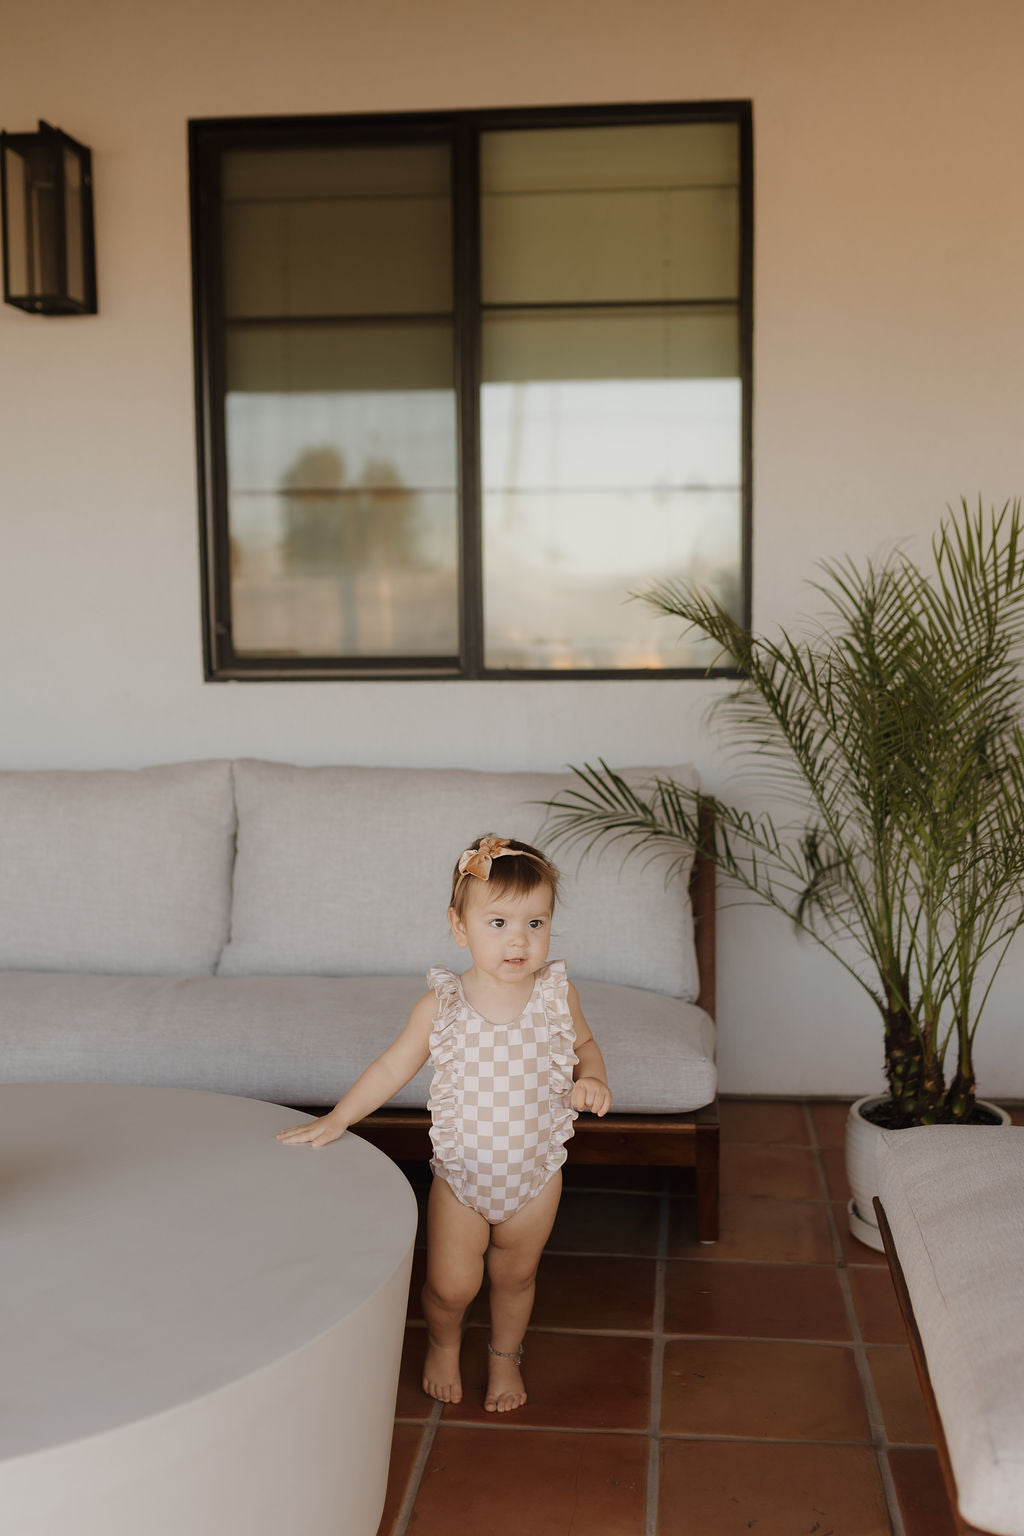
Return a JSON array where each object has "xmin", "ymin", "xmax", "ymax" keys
[{"xmin": 448, "ymin": 906, "xmax": 470, "ymax": 948}]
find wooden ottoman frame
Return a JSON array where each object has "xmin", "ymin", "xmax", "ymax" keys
[{"xmin": 354, "ymin": 813, "xmax": 720, "ymax": 1243}]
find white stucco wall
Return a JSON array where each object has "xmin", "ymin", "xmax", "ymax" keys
[{"xmin": 2, "ymin": 0, "xmax": 1022, "ymax": 1095}]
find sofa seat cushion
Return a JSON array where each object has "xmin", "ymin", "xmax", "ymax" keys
[
  {"xmin": 877, "ymin": 1125, "xmax": 1024, "ymax": 1536},
  {"xmin": 0, "ymin": 761, "xmax": 236, "ymax": 975},
  {"xmin": 220, "ymin": 760, "xmax": 701, "ymax": 1000},
  {"xmin": 0, "ymin": 972, "xmax": 715, "ymax": 1114}
]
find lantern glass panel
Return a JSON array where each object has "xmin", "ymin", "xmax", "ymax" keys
[
  {"xmin": 28, "ymin": 141, "xmax": 60, "ymax": 300},
  {"xmin": 3, "ymin": 143, "xmax": 29, "ymax": 299},
  {"xmin": 63, "ymin": 146, "xmax": 85, "ymax": 306}
]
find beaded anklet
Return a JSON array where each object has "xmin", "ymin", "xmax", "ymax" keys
[{"xmin": 487, "ymin": 1341, "xmax": 524, "ymax": 1367}]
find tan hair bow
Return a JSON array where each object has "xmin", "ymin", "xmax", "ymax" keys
[{"xmin": 458, "ymin": 836, "xmax": 514, "ymax": 880}]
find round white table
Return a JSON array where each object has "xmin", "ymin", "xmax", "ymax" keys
[{"xmin": 0, "ymin": 1083, "xmax": 417, "ymax": 1536}]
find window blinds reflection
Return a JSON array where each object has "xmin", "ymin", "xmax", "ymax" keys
[
  {"xmin": 480, "ymin": 121, "xmax": 740, "ymax": 308},
  {"xmin": 222, "ymin": 142, "xmax": 452, "ymax": 319},
  {"xmin": 479, "ymin": 118, "xmax": 742, "ymax": 671},
  {"xmin": 219, "ymin": 138, "xmax": 458, "ymax": 660}
]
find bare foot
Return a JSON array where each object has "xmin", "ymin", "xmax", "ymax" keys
[
  {"xmin": 423, "ymin": 1339, "xmax": 462, "ymax": 1404},
  {"xmin": 485, "ymin": 1349, "xmax": 527, "ymax": 1413}
]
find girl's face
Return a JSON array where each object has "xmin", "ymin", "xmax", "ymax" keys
[{"xmin": 448, "ymin": 880, "xmax": 554, "ymax": 986}]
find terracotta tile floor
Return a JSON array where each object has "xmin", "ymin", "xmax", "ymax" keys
[{"xmin": 374, "ymin": 1098, "xmax": 972, "ymax": 1536}]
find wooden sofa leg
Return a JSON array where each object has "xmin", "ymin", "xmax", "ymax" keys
[{"xmin": 695, "ymin": 1117, "xmax": 720, "ymax": 1244}]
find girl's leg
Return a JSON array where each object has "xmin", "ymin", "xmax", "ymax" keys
[
  {"xmin": 421, "ymin": 1175, "xmax": 490, "ymax": 1403},
  {"xmin": 484, "ymin": 1170, "xmax": 562, "ymax": 1413}
]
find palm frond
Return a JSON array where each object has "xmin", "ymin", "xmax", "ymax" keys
[{"xmin": 545, "ymin": 501, "xmax": 1024, "ymax": 1122}]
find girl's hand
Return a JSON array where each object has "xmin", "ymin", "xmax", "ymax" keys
[
  {"xmin": 571, "ymin": 1076, "xmax": 613, "ymax": 1117},
  {"xmin": 276, "ymin": 1113, "xmax": 346, "ymax": 1149}
]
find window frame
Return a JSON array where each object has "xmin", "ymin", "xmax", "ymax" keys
[{"xmin": 189, "ymin": 101, "xmax": 754, "ymax": 682}]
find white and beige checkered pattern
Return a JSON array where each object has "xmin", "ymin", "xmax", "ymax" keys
[{"xmin": 426, "ymin": 960, "xmax": 578, "ymax": 1224}]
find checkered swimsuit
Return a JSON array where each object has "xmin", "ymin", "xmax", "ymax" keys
[{"xmin": 426, "ymin": 959, "xmax": 578, "ymax": 1224}]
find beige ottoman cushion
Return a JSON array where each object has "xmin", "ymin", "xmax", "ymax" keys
[{"xmin": 877, "ymin": 1125, "xmax": 1024, "ymax": 1536}]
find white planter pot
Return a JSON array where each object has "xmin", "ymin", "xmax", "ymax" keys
[{"xmin": 845, "ymin": 1093, "xmax": 1012, "ymax": 1251}]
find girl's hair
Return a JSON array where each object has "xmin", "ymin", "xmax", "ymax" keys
[{"xmin": 449, "ymin": 836, "xmax": 560, "ymax": 921}]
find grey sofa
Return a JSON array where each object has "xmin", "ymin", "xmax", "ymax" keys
[{"xmin": 0, "ymin": 758, "xmax": 719, "ymax": 1230}]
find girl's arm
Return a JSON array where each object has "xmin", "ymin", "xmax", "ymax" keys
[
  {"xmin": 276, "ymin": 992, "xmax": 435, "ymax": 1149},
  {"xmin": 567, "ymin": 981, "xmax": 613, "ymax": 1117}
]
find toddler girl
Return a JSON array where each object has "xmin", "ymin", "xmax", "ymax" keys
[{"xmin": 276, "ymin": 834, "xmax": 612, "ymax": 1413}]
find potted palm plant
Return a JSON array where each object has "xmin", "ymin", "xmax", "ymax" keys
[{"xmin": 543, "ymin": 500, "xmax": 1024, "ymax": 1248}]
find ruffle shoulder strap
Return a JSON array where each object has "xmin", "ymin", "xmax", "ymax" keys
[
  {"xmin": 426, "ymin": 964, "xmax": 462, "ymax": 1019},
  {"xmin": 538, "ymin": 957, "xmax": 577, "ymax": 1074},
  {"xmin": 536, "ymin": 958, "xmax": 578, "ymax": 1176},
  {"xmin": 426, "ymin": 966, "xmax": 466, "ymax": 1077},
  {"xmin": 537, "ymin": 956, "xmax": 569, "ymax": 1005}
]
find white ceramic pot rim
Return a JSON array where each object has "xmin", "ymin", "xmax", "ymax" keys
[{"xmin": 845, "ymin": 1093, "xmax": 1011, "ymax": 1253}]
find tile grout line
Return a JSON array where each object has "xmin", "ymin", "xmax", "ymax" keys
[
  {"xmin": 513, "ymin": 1325, "xmax": 906, "ymax": 1346},
  {"xmin": 398, "ymin": 1421, "xmax": 928, "ymax": 1445},
  {"xmin": 644, "ymin": 1169, "xmax": 670, "ymax": 1536},
  {"xmin": 803, "ymin": 1101, "xmax": 907, "ymax": 1536},
  {"xmin": 388, "ymin": 1396, "xmax": 444, "ymax": 1536}
]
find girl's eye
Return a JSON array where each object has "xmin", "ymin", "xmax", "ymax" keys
[
  {"xmin": 529, "ymin": 919, "xmax": 546, "ymax": 929},
  {"xmin": 490, "ymin": 918, "xmax": 505, "ymax": 928}
]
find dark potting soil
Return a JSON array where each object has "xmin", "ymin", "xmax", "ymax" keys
[{"xmin": 863, "ymin": 1098, "xmax": 1005, "ymax": 1131}]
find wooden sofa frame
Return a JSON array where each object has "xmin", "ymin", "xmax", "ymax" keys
[
  {"xmin": 874, "ymin": 1196, "xmax": 995, "ymax": 1536},
  {"xmin": 353, "ymin": 812, "xmax": 720, "ymax": 1243}
]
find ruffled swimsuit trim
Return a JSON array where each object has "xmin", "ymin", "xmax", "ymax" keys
[{"xmin": 426, "ymin": 958, "xmax": 578, "ymax": 1223}]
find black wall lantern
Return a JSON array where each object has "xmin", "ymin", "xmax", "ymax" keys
[{"xmin": 1, "ymin": 120, "xmax": 97, "ymax": 314}]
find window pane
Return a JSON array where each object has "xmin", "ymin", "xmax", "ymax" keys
[
  {"xmin": 224, "ymin": 322, "xmax": 459, "ymax": 659},
  {"xmin": 481, "ymin": 379, "xmax": 741, "ymax": 669},
  {"xmin": 482, "ymin": 305, "xmax": 739, "ymax": 385},
  {"xmin": 226, "ymin": 319, "xmax": 456, "ymax": 397},
  {"xmin": 222, "ymin": 144, "xmax": 450, "ymax": 201},
  {"xmin": 481, "ymin": 123, "xmax": 740, "ymax": 306},
  {"xmin": 222, "ymin": 143, "xmax": 451, "ymax": 318},
  {"xmin": 478, "ymin": 117, "xmax": 744, "ymax": 673},
  {"xmin": 481, "ymin": 121, "xmax": 740, "ymax": 194},
  {"xmin": 481, "ymin": 305, "xmax": 742, "ymax": 670},
  {"xmin": 229, "ymin": 489, "xmax": 458, "ymax": 658},
  {"xmin": 483, "ymin": 486, "xmax": 741, "ymax": 670},
  {"xmin": 218, "ymin": 136, "xmax": 459, "ymax": 662}
]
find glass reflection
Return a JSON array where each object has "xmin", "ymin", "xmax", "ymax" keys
[
  {"xmin": 226, "ymin": 389, "xmax": 458, "ymax": 658},
  {"xmin": 220, "ymin": 138, "xmax": 458, "ymax": 661},
  {"xmin": 481, "ymin": 370, "xmax": 742, "ymax": 670},
  {"xmin": 479, "ymin": 119, "xmax": 744, "ymax": 672}
]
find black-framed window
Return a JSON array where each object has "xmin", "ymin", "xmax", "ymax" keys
[{"xmin": 190, "ymin": 102, "xmax": 752, "ymax": 681}]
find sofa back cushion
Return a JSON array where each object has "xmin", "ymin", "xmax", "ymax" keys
[
  {"xmin": 219, "ymin": 760, "xmax": 700, "ymax": 998},
  {"xmin": 0, "ymin": 761, "xmax": 236, "ymax": 975}
]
